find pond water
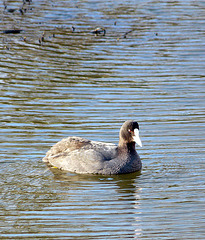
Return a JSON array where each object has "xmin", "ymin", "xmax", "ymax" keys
[{"xmin": 0, "ymin": 0, "xmax": 205, "ymax": 239}]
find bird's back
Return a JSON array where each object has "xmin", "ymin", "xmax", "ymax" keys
[{"xmin": 43, "ymin": 136, "xmax": 118, "ymax": 174}]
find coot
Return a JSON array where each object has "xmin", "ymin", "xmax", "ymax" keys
[{"xmin": 43, "ymin": 120, "xmax": 142, "ymax": 175}]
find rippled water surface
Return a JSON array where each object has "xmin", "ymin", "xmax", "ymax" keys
[{"xmin": 0, "ymin": 0, "xmax": 205, "ymax": 239}]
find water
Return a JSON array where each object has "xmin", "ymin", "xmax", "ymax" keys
[{"xmin": 0, "ymin": 0, "xmax": 205, "ymax": 239}]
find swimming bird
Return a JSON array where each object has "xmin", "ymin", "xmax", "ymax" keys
[
  {"xmin": 42, "ymin": 120, "xmax": 142, "ymax": 175},
  {"xmin": 90, "ymin": 27, "xmax": 106, "ymax": 36}
]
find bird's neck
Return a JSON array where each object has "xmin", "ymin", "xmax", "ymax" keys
[{"xmin": 118, "ymin": 140, "xmax": 136, "ymax": 152}]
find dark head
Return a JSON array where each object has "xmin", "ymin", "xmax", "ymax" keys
[{"xmin": 119, "ymin": 120, "xmax": 142, "ymax": 147}]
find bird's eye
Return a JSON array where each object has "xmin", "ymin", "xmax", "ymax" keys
[{"xmin": 128, "ymin": 129, "xmax": 132, "ymax": 133}]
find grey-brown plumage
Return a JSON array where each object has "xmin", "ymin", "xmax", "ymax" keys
[{"xmin": 43, "ymin": 120, "xmax": 142, "ymax": 175}]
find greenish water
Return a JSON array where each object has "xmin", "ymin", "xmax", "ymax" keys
[{"xmin": 0, "ymin": 0, "xmax": 205, "ymax": 239}]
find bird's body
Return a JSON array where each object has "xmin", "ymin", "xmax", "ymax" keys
[{"xmin": 43, "ymin": 120, "xmax": 142, "ymax": 175}]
